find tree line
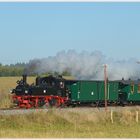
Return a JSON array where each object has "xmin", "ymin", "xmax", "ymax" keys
[
  {"xmin": 0, "ymin": 63, "xmax": 71, "ymax": 77},
  {"xmin": 0, "ymin": 63, "xmax": 26, "ymax": 76}
]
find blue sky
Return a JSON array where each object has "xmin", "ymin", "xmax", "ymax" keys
[{"xmin": 0, "ymin": 2, "xmax": 140, "ymax": 64}]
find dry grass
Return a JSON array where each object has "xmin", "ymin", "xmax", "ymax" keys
[
  {"xmin": 0, "ymin": 108, "xmax": 140, "ymax": 138},
  {"xmin": 0, "ymin": 76, "xmax": 35, "ymax": 108}
]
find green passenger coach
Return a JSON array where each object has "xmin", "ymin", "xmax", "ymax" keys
[
  {"xmin": 65, "ymin": 80, "xmax": 119, "ymax": 106},
  {"xmin": 118, "ymin": 80, "xmax": 140, "ymax": 104}
]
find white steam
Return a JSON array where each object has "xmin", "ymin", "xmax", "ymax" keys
[{"xmin": 26, "ymin": 50, "xmax": 140, "ymax": 80}]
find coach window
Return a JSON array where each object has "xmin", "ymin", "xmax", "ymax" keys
[
  {"xmin": 138, "ymin": 84, "xmax": 140, "ymax": 93},
  {"xmin": 131, "ymin": 82, "xmax": 134, "ymax": 94}
]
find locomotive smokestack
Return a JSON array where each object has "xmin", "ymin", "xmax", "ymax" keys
[{"xmin": 22, "ymin": 74, "xmax": 27, "ymax": 84}]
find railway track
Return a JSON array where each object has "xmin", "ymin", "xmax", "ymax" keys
[
  {"xmin": 0, "ymin": 105, "xmax": 140, "ymax": 115},
  {"xmin": 0, "ymin": 108, "xmax": 48, "ymax": 115}
]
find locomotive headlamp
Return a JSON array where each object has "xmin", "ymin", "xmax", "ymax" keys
[
  {"xmin": 10, "ymin": 89, "xmax": 13, "ymax": 93},
  {"xmin": 25, "ymin": 90, "xmax": 28, "ymax": 94}
]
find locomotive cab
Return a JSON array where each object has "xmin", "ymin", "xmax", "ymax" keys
[{"xmin": 35, "ymin": 75, "xmax": 67, "ymax": 97}]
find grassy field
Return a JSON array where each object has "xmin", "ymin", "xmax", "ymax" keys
[{"xmin": 0, "ymin": 77, "xmax": 140, "ymax": 138}]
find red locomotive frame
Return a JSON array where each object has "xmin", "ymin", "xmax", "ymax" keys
[{"xmin": 12, "ymin": 95, "xmax": 68, "ymax": 109}]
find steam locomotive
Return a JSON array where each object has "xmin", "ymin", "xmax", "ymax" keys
[{"xmin": 11, "ymin": 75, "xmax": 140, "ymax": 108}]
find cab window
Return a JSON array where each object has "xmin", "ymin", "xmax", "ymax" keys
[
  {"xmin": 138, "ymin": 84, "xmax": 140, "ymax": 93},
  {"xmin": 131, "ymin": 82, "xmax": 134, "ymax": 94}
]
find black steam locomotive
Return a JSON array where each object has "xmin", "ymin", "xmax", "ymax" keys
[{"xmin": 11, "ymin": 75, "xmax": 70, "ymax": 108}]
